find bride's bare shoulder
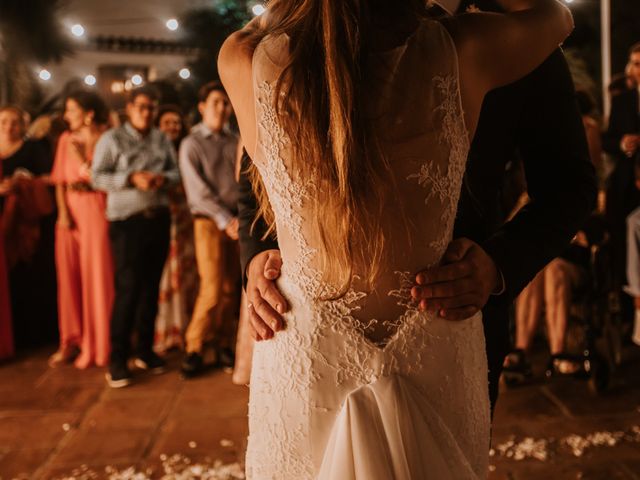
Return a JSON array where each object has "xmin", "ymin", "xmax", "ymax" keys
[{"xmin": 218, "ymin": 30, "xmax": 254, "ymax": 82}]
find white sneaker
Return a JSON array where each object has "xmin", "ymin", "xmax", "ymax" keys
[
  {"xmin": 633, "ymin": 310, "xmax": 640, "ymax": 346},
  {"xmin": 105, "ymin": 372, "xmax": 132, "ymax": 389}
]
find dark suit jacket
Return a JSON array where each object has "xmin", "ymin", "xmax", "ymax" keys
[
  {"xmin": 603, "ymin": 88, "xmax": 640, "ymax": 158},
  {"xmin": 236, "ymin": 48, "xmax": 596, "ymax": 409},
  {"xmin": 602, "ymin": 88, "xmax": 640, "ymax": 285},
  {"xmin": 453, "ymin": 49, "xmax": 596, "ymax": 406}
]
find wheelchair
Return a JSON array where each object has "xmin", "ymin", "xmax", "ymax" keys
[
  {"xmin": 548, "ymin": 237, "xmax": 623, "ymax": 394},
  {"xmin": 503, "ymin": 234, "xmax": 624, "ymax": 394}
]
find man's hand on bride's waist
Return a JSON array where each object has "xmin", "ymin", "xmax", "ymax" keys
[
  {"xmin": 246, "ymin": 249, "xmax": 288, "ymax": 341},
  {"xmin": 411, "ymin": 238, "xmax": 502, "ymax": 321}
]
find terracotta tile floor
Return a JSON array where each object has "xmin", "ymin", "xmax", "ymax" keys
[{"xmin": 0, "ymin": 345, "xmax": 639, "ymax": 479}]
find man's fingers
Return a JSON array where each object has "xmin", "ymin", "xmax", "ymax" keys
[
  {"xmin": 264, "ymin": 252, "xmax": 283, "ymax": 280},
  {"xmin": 415, "ymin": 261, "xmax": 473, "ymax": 285},
  {"xmin": 247, "ymin": 322, "xmax": 261, "ymax": 342},
  {"xmin": 248, "ymin": 301, "xmax": 273, "ymax": 340},
  {"xmin": 260, "ymin": 281, "xmax": 289, "ymax": 316},
  {"xmin": 251, "ymin": 297, "xmax": 283, "ymax": 333},
  {"xmin": 442, "ymin": 238, "xmax": 473, "ymax": 263},
  {"xmin": 411, "ymin": 278, "xmax": 476, "ymax": 300},
  {"xmin": 418, "ymin": 293, "xmax": 480, "ymax": 312},
  {"xmin": 439, "ymin": 306, "xmax": 479, "ymax": 321}
]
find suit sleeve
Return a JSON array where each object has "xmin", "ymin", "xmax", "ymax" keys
[
  {"xmin": 238, "ymin": 150, "xmax": 279, "ymax": 287},
  {"xmin": 481, "ymin": 49, "xmax": 598, "ymax": 302},
  {"xmin": 602, "ymin": 94, "xmax": 626, "ymax": 156}
]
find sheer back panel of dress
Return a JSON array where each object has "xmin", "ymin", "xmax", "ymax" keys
[
  {"xmin": 251, "ymin": 20, "xmax": 469, "ymax": 345},
  {"xmin": 247, "ymin": 19, "xmax": 489, "ymax": 480}
]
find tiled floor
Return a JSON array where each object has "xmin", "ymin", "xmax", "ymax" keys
[{"xmin": 0, "ymin": 345, "xmax": 639, "ymax": 479}]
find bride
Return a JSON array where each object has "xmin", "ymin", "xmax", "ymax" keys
[{"xmin": 219, "ymin": 0, "xmax": 572, "ymax": 478}]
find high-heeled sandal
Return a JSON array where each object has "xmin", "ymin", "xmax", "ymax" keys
[
  {"xmin": 48, "ymin": 345, "xmax": 80, "ymax": 367},
  {"xmin": 502, "ymin": 349, "xmax": 533, "ymax": 385},
  {"xmin": 545, "ymin": 352, "xmax": 581, "ymax": 377}
]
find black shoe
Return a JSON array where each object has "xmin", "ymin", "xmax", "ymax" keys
[
  {"xmin": 502, "ymin": 349, "xmax": 533, "ymax": 386},
  {"xmin": 216, "ymin": 347, "xmax": 235, "ymax": 369},
  {"xmin": 106, "ymin": 363, "xmax": 133, "ymax": 388},
  {"xmin": 133, "ymin": 352, "xmax": 167, "ymax": 374},
  {"xmin": 181, "ymin": 352, "xmax": 204, "ymax": 377}
]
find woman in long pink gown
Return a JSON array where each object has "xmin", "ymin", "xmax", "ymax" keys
[
  {"xmin": 49, "ymin": 92, "xmax": 114, "ymax": 369},
  {"xmin": 0, "ymin": 111, "xmax": 14, "ymax": 361},
  {"xmin": 0, "ymin": 231, "xmax": 13, "ymax": 361}
]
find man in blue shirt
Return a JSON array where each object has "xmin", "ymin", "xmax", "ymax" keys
[{"xmin": 93, "ymin": 86, "xmax": 181, "ymax": 388}]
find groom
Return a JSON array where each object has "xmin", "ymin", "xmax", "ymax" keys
[{"xmin": 238, "ymin": 0, "xmax": 597, "ymax": 412}]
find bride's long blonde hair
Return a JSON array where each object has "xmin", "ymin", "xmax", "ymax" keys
[{"xmin": 244, "ymin": 0, "xmax": 427, "ymax": 296}]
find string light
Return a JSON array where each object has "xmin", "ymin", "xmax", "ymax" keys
[
  {"xmin": 39, "ymin": 69, "xmax": 51, "ymax": 81},
  {"xmin": 71, "ymin": 24, "xmax": 85, "ymax": 37},
  {"xmin": 252, "ymin": 4, "xmax": 266, "ymax": 16},
  {"xmin": 166, "ymin": 18, "xmax": 179, "ymax": 31}
]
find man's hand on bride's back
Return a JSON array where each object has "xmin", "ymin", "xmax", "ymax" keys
[
  {"xmin": 410, "ymin": 238, "xmax": 500, "ymax": 321},
  {"xmin": 246, "ymin": 249, "xmax": 288, "ymax": 341}
]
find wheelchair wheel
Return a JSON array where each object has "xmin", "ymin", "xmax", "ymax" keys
[
  {"xmin": 503, "ymin": 371, "xmax": 528, "ymax": 387},
  {"xmin": 603, "ymin": 311, "xmax": 623, "ymax": 368},
  {"xmin": 587, "ymin": 355, "xmax": 610, "ymax": 394}
]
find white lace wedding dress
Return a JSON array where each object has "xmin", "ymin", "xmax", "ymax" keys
[{"xmin": 246, "ymin": 19, "xmax": 490, "ymax": 480}]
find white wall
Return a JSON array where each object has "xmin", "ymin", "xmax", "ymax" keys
[
  {"xmin": 41, "ymin": 50, "xmax": 194, "ymax": 90},
  {"xmin": 36, "ymin": 0, "xmax": 205, "ymax": 96}
]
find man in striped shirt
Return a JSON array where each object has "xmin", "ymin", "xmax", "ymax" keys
[{"xmin": 92, "ymin": 86, "xmax": 180, "ymax": 388}]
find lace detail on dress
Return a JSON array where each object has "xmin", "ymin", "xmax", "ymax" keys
[
  {"xmin": 407, "ymin": 74, "xmax": 469, "ymax": 254},
  {"xmin": 246, "ymin": 81, "xmax": 317, "ymax": 479},
  {"xmin": 248, "ymin": 22, "xmax": 489, "ymax": 478},
  {"xmin": 253, "ymin": 82, "xmax": 321, "ymax": 301},
  {"xmin": 256, "ymin": 77, "xmax": 460, "ymax": 397},
  {"xmin": 388, "ymin": 271, "xmax": 419, "ymax": 310}
]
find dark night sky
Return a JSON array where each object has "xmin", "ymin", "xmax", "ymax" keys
[{"xmin": 565, "ymin": 0, "xmax": 640, "ymax": 79}]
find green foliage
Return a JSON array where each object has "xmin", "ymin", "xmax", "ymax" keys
[
  {"xmin": 565, "ymin": 48, "xmax": 599, "ymax": 109},
  {"xmin": 611, "ymin": 1, "xmax": 640, "ymax": 74},
  {"xmin": 0, "ymin": 0, "xmax": 72, "ymax": 107},
  {"xmin": 181, "ymin": 0, "xmax": 252, "ymax": 85},
  {"xmin": 0, "ymin": 0, "xmax": 71, "ymax": 63}
]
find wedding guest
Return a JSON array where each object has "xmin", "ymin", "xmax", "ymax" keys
[
  {"xmin": 156, "ymin": 105, "xmax": 185, "ymax": 150},
  {"xmin": 0, "ymin": 231, "xmax": 11, "ymax": 361},
  {"xmin": 603, "ymin": 42, "xmax": 640, "ymax": 290},
  {"xmin": 0, "ymin": 105, "xmax": 56, "ymax": 349},
  {"xmin": 92, "ymin": 86, "xmax": 180, "ymax": 388},
  {"xmin": 506, "ymin": 210, "xmax": 607, "ymax": 377},
  {"xmin": 49, "ymin": 91, "xmax": 114, "ymax": 369},
  {"xmin": 154, "ymin": 105, "xmax": 198, "ymax": 352},
  {"xmin": 179, "ymin": 82, "xmax": 240, "ymax": 377},
  {"xmin": 625, "ymin": 199, "xmax": 640, "ymax": 345},
  {"xmin": 507, "ymin": 251, "xmax": 586, "ymax": 378}
]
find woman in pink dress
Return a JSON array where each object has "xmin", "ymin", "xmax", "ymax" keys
[
  {"xmin": 0, "ymin": 118, "xmax": 18, "ymax": 361},
  {"xmin": 0, "ymin": 229, "xmax": 12, "ymax": 361},
  {"xmin": 49, "ymin": 91, "xmax": 114, "ymax": 368}
]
